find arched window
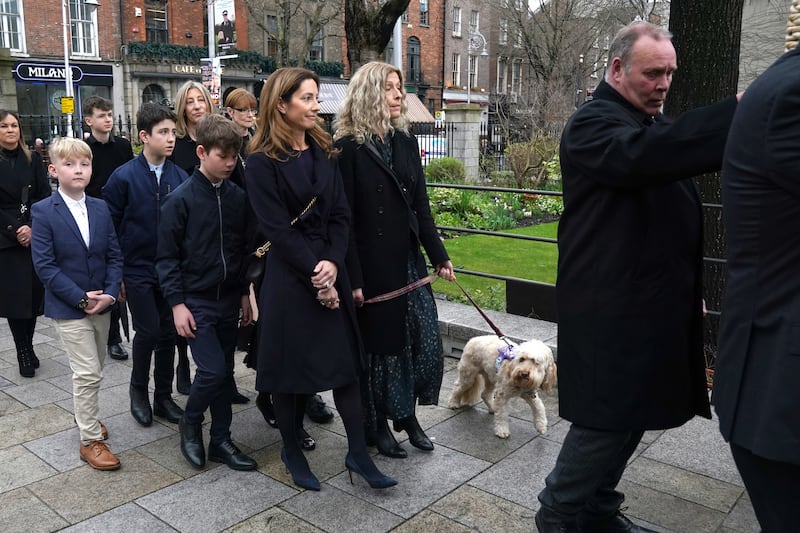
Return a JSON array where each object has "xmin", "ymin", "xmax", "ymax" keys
[
  {"xmin": 142, "ymin": 84, "xmax": 166, "ymax": 105},
  {"xmin": 407, "ymin": 37, "xmax": 420, "ymax": 83}
]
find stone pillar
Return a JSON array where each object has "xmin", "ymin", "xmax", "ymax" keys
[
  {"xmin": 445, "ymin": 103, "xmax": 482, "ymax": 182},
  {"xmin": 0, "ymin": 48, "xmax": 18, "ymax": 111}
]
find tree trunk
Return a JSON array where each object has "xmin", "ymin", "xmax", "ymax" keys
[
  {"xmin": 344, "ymin": 0, "xmax": 410, "ymax": 73},
  {"xmin": 665, "ymin": 0, "xmax": 744, "ymax": 364}
]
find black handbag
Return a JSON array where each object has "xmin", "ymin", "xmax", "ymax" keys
[{"xmin": 241, "ymin": 196, "xmax": 318, "ymax": 284}]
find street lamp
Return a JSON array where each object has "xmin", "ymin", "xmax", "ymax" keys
[
  {"xmin": 466, "ymin": 29, "xmax": 489, "ymax": 104},
  {"xmin": 61, "ymin": 0, "xmax": 100, "ymax": 137}
]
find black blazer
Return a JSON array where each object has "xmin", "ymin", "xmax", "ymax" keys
[
  {"xmin": 715, "ymin": 46, "xmax": 800, "ymax": 465},
  {"xmin": 337, "ymin": 131, "xmax": 449, "ymax": 354}
]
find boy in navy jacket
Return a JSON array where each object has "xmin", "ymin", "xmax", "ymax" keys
[
  {"xmin": 156, "ymin": 114, "xmax": 255, "ymax": 470},
  {"xmin": 103, "ymin": 103, "xmax": 188, "ymax": 428},
  {"xmin": 31, "ymin": 137, "xmax": 123, "ymax": 470}
]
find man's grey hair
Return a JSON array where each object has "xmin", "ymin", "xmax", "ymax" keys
[{"xmin": 605, "ymin": 22, "xmax": 672, "ymax": 81}]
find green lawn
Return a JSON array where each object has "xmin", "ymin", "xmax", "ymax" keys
[{"xmin": 431, "ymin": 221, "xmax": 559, "ymax": 310}]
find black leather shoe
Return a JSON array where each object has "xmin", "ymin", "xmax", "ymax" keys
[
  {"xmin": 394, "ymin": 416, "xmax": 434, "ymax": 451},
  {"xmin": 255, "ymin": 393, "xmax": 278, "ymax": 428},
  {"xmin": 17, "ymin": 347, "xmax": 35, "ymax": 378},
  {"xmin": 231, "ymin": 391, "xmax": 250, "ymax": 404},
  {"xmin": 179, "ymin": 417, "xmax": 205, "ymax": 468},
  {"xmin": 298, "ymin": 426, "xmax": 316, "ymax": 451},
  {"xmin": 305, "ymin": 394, "xmax": 334, "ymax": 423},
  {"xmin": 577, "ymin": 511, "xmax": 657, "ymax": 533},
  {"xmin": 153, "ymin": 397, "xmax": 184, "ymax": 423},
  {"xmin": 208, "ymin": 440, "xmax": 257, "ymax": 471},
  {"xmin": 130, "ymin": 386, "xmax": 153, "ymax": 426},
  {"xmin": 535, "ymin": 507, "xmax": 579, "ymax": 533},
  {"xmin": 107, "ymin": 343, "xmax": 128, "ymax": 360},
  {"xmin": 375, "ymin": 417, "xmax": 407, "ymax": 458}
]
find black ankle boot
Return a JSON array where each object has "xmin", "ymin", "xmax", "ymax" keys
[
  {"xmin": 375, "ymin": 416, "xmax": 407, "ymax": 458},
  {"xmin": 394, "ymin": 415, "xmax": 434, "ymax": 451},
  {"xmin": 17, "ymin": 346, "xmax": 35, "ymax": 378}
]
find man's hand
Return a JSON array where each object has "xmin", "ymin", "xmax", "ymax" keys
[
  {"xmin": 84, "ymin": 290, "xmax": 114, "ymax": 315},
  {"xmin": 172, "ymin": 303, "xmax": 197, "ymax": 338}
]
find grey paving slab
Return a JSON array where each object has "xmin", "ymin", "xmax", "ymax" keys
[
  {"xmin": 0, "ymin": 356, "xmax": 72, "ymax": 387},
  {"xmin": 228, "ymin": 403, "xmax": 284, "ymax": 451},
  {"xmin": 0, "ymin": 374, "xmax": 13, "ymax": 388},
  {"xmin": 24, "ymin": 426, "xmax": 88, "ymax": 472},
  {"xmin": 390, "ymin": 509, "xmax": 476, "ymax": 533},
  {"xmin": 624, "ymin": 456, "xmax": 744, "ymax": 513},
  {"xmin": 0, "ymin": 445, "xmax": 58, "ymax": 494},
  {"xmin": 469, "ymin": 435, "xmax": 563, "ymax": 510},
  {"xmin": 136, "ymin": 432, "xmax": 220, "ymax": 479},
  {"xmin": 430, "ymin": 484, "xmax": 536, "ymax": 532},
  {"xmin": 0, "ymin": 487, "xmax": 69, "ymax": 533},
  {"xmin": 136, "ymin": 468, "xmax": 295, "ymax": 533},
  {"xmin": 60, "ymin": 502, "xmax": 178, "ymax": 532},
  {"xmin": 328, "ymin": 445, "xmax": 491, "ymax": 519},
  {"xmin": 224, "ymin": 507, "xmax": 324, "ymax": 533},
  {"xmin": 29, "ymin": 450, "xmax": 182, "ymax": 524},
  {"xmin": 3, "ymin": 379, "xmax": 71, "ymax": 408},
  {"xmin": 721, "ymin": 493, "xmax": 760, "ymax": 533},
  {"xmin": 279, "ymin": 483, "xmax": 403, "ymax": 533},
  {"xmin": 0, "ymin": 403, "xmax": 74, "ymax": 449},
  {"xmin": 251, "ymin": 430, "xmax": 351, "ymax": 488},
  {"xmin": 0, "ymin": 389, "xmax": 27, "ymax": 416},
  {"xmin": 642, "ymin": 412, "xmax": 743, "ymax": 486}
]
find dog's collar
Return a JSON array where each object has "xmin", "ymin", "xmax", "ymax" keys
[{"xmin": 495, "ymin": 345, "xmax": 516, "ymax": 373}]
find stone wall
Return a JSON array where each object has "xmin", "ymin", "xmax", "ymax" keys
[{"xmin": 0, "ymin": 48, "xmax": 17, "ymax": 111}]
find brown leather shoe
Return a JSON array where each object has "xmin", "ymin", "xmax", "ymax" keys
[{"xmin": 80, "ymin": 440, "xmax": 121, "ymax": 470}]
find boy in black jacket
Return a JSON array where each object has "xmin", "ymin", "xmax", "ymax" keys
[{"xmin": 155, "ymin": 114, "xmax": 255, "ymax": 470}]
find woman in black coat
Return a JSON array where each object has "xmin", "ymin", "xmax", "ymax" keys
[
  {"xmin": 0, "ymin": 110, "xmax": 50, "ymax": 377},
  {"xmin": 334, "ymin": 62, "xmax": 455, "ymax": 458},
  {"xmin": 245, "ymin": 67, "xmax": 395, "ymax": 491}
]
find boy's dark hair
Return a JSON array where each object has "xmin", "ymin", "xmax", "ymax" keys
[
  {"xmin": 196, "ymin": 114, "xmax": 242, "ymax": 155},
  {"xmin": 82, "ymin": 95, "xmax": 112, "ymax": 116},
  {"xmin": 136, "ymin": 103, "xmax": 178, "ymax": 134}
]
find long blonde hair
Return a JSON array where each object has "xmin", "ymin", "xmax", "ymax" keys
[
  {"xmin": 248, "ymin": 67, "xmax": 335, "ymax": 160},
  {"xmin": 174, "ymin": 81, "xmax": 216, "ymax": 139},
  {"xmin": 333, "ymin": 61, "xmax": 409, "ymax": 144}
]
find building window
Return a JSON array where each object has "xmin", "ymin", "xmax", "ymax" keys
[
  {"xmin": 469, "ymin": 10, "xmax": 479, "ymax": 34},
  {"xmin": 452, "ymin": 7, "xmax": 461, "ymax": 37},
  {"xmin": 511, "ymin": 60, "xmax": 522, "ymax": 94},
  {"xmin": 497, "ymin": 57, "xmax": 507, "ymax": 94},
  {"xmin": 515, "ymin": 28, "xmax": 522, "ymax": 48},
  {"xmin": 142, "ymin": 84, "xmax": 166, "ymax": 106},
  {"xmin": 451, "ymin": 53, "xmax": 461, "ymax": 87},
  {"xmin": 265, "ymin": 14, "xmax": 278, "ymax": 57},
  {"xmin": 407, "ymin": 37, "xmax": 421, "ymax": 83},
  {"xmin": 308, "ymin": 21, "xmax": 324, "ymax": 61},
  {"xmin": 401, "ymin": 10, "xmax": 408, "ymax": 23},
  {"xmin": 0, "ymin": 0, "xmax": 24, "ymax": 52},
  {"xmin": 70, "ymin": 0, "xmax": 98, "ymax": 56},
  {"xmin": 419, "ymin": 0, "xmax": 429, "ymax": 27},
  {"xmin": 499, "ymin": 18, "xmax": 508, "ymax": 45},
  {"xmin": 468, "ymin": 54, "xmax": 477, "ymax": 88},
  {"xmin": 145, "ymin": 0, "xmax": 168, "ymax": 44}
]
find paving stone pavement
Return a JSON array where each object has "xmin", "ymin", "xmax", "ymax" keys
[{"xmin": 0, "ymin": 310, "xmax": 759, "ymax": 533}]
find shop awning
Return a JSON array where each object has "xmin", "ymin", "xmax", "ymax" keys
[
  {"xmin": 405, "ymin": 93, "xmax": 435, "ymax": 123},
  {"xmin": 317, "ymin": 82, "xmax": 435, "ymax": 123}
]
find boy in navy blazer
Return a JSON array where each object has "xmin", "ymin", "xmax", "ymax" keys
[{"xmin": 31, "ymin": 137, "xmax": 123, "ymax": 470}]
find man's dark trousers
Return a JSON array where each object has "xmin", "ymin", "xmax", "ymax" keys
[
  {"xmin": 182, "ymin": 294, "xmax": 238, "ymax": 446},
  {"xmin": 126, "ymin": 283, "xmax": 176, "ymax": 400},
  {"xmin": 538, "ymin": 424, "xmax": 645, "ymax": 520},
  {"xmin": 107, "ymin": 303, "xmax": 124, "ymax": 346}
]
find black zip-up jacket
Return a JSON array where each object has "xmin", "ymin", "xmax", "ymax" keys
[{"xmin": 155, "ymin": 169, "xmax": 249, "ymax": 307}]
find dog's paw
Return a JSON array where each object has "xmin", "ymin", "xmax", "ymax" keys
[
  {"xmin": 494, "ymin": 426, "xmax": 511, "ymax": 439},
  {"xmin": 534, "ymin": 416, "xmax": 548, "ymax": 435}
]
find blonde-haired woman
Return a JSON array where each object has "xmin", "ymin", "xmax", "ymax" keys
[
  {"xmin": 334, "ymin": 61, "xmax": 455, "ymax": 458},
  {"xmin": 245, "ymin": 67, "xmax": 395, "ymax": 491}
]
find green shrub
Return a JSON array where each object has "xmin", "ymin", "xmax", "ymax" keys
[
  {"xmin": 488, "ymin": 170, "xmax": 516, "ymax": 187},
  {"xmin": 504, "ymin": 135, "xmax": 558, "ymax": 188},
  {"xmin": 425, "ymin": 157, "xmax": 465, "ymax": 183}
]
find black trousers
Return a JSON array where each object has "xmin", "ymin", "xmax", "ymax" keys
[
  {"xmin": 538, "ymin": 423, "xmax": 644, "ymax": 520},
  {"xmin": 126, "ymin": 283, "xmax": 176, "ymax": 400},
  {"xmin": 730, "ymin": 442, "xmax": 800, "ymax": 533},
  {"xmin": 106, "ymin": 302, "xmax": 123, "ymax": 346}
]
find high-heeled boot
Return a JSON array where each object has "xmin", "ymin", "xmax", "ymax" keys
[
  {"xmin": 394, "ymin": 415, "xmax": 434, "ymax": 451},
  {"xmin": 375, "ymin": 415, "xmax": 407, "ymax": 458},
  {"xmin": 345, "ymin": 451, "xmax": 397, "ymax": 489}
]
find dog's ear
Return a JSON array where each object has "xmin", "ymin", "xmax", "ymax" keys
[{"xmin": 542, "ymin": 357, "xmax": 557, "ymax": 392}]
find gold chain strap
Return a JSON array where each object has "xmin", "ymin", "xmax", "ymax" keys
[{"xmin": 254, "ymin": 196, "xmax": 318, "ymax": 258}]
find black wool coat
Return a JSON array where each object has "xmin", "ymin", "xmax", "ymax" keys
[
  {"xmin": 715, "ymin": 46, "xmax": 800, "ymax": 465},
  {"xmin": 557, "ymin": 81, "xmax": 737, "ymax": 431},
  {"xmin": 245, "ymin": 141, "xmax": 363, "ymax": 394},
  {"xmin": 336, "ymin": 131, "xmax": 449, "ymax": 355}
]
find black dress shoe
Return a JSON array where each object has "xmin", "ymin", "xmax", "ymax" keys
[
  {"xmin": 107, "ymin": 343, "xmax": 128, "ymax": 360},
  {"xmin": 305, "ymin": 394, "xmax": 334, "ymax": 423},
  {"xmin": 577, "ymin": 511, "xmax": 657, "ymax": 533},
  {"xmin": 535, "ymin": 507, "xmax": 579, "ymax": 533},
  {"xmin": 179, "ymin": 417, "xmax": 206, "ymax": 468},
  {"xmin": 231, "ymin": 391, "xmax": 250, "ymax": 404},
  {"xmin": 130, "ymin": 386, "xmax": 153, "ymax": 426},
  {"xmin": 153, "ymin": 397, "xmax": 184, "ymax": 423},
  {"xmin": 208, "ymin": 440, "xmax": 257, "ymax": 471},
  {"xmin": 375, "ymin": 417, "xmax": 407, "ymax": 458},
  {"xmin": 297, "ymin": 426, "xmax": 316, "ymax": 451},
  {"xmin": 394, "ymin": 416, "xmax": 434, "ymax": 451},
  {"xmin": 255, "ymin": 393, "xmax": 278, "ymax": 428}
]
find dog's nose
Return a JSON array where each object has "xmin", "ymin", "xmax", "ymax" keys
[{"xmin": 519, "ymin": 371, "xmax": 529, "ymax": 379}]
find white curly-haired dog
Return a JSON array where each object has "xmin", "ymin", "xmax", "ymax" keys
[{"xmin": 448, "ymin": 335, "xmax": 557, "ymax": 438}]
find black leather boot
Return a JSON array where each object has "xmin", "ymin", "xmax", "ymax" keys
[
  {"xmin": 394, "ymin": 415, "xmax": 434, "ymax": 451},
  {"xmin": 179, "ymin": 417, "xmax": 205, "ymax": 468},
  {"xmin": 129, "ymin": 386, "xmax": 153, "ymax": 426},
  {"xmin": 375, "ymin": 416, "xmax": 407, "ymax": 458},
  {"xmin": 17, "ymin": 346, "xmax": 35, "ymax": 378}
]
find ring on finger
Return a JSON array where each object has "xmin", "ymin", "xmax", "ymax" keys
[{"xmin": 324, "ymin": 281, "xmax": 330, "ymax": 289}]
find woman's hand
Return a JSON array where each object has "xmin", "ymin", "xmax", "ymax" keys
[
  {"xmin": 16, "ymin": 225, "xmax": 31, "ymax": 248},
  {"xmin": 317, "ymin": 286, "xmax": 340, "ymax": 310},
  {"xmin": 436, "ymin": 261, "xmax": 456, "ymax": 282},
  {"xmin": 311, "ymin": 260, "xmax": 338, "ymax": 290},
  {"xmin": 352, "ymin": 288, "xmax": 364, "ymax": 307}
]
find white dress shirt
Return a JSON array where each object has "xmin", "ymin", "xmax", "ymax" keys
[{"xmin": 58, "ymin": 189, "xmax": 90, "ymax": 247}]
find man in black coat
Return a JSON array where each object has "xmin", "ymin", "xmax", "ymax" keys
[
  {"xmin": 715, "ymin": 45, "xmax": 800, "ymax": 532},
  {"xmin": 535, "ymin": 22, "xmax": 742, "ymax": 533}
]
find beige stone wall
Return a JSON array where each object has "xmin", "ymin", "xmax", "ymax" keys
[{"xmin": 0, "ymin": 48, "xmax": 17, "ymax": 111}]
